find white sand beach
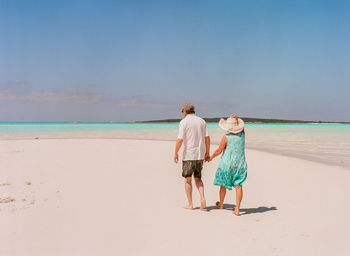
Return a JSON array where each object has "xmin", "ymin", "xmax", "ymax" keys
[{"xmin": 0, "ymin": 138, "xmax": 349, "ymax": 256}]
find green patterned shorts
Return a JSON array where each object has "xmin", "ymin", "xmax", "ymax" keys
[{"xmin": 182, "ymin": 160, "xmax": 204, "ymax": 178}]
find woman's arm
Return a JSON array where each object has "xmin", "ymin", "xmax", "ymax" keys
[{"xmin": 209, "ymin": 136, "xmax": 227, "ymax": 161}]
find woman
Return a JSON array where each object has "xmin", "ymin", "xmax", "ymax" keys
[{"xmin": 209, "ymin": 114, "xmax": 247, "ymax": 216}]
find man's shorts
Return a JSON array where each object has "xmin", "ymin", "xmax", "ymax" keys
[{"xmin": 182, "ymin": 160, "xmax": 204, "ymax": 178}]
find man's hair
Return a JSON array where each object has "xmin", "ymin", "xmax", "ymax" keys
[{"xmin": 182, "ymin": 102, "xmax": 195, "ymax": 114}]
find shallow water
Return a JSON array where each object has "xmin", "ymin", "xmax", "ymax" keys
[{"xmin": 1, "ymin": 122, "xmax": 349, "ymax": 169}]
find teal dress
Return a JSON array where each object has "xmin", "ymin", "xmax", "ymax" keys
[{"xmin": 213, "ymin": 132, "xmax": 247, "ymax": 189}]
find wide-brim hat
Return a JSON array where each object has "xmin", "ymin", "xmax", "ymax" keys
[{"xmin": 219, "ymin": 117, "xmax": 244, "ymax": 133}]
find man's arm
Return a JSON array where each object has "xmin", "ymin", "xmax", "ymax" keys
[
  {"xmin": 204, "ymin": 136, "xmax": 210, "ymax": 162},
  {"xmin": 174, "ymin": 120, "xmax": 184, "ymax": 163},
  {"xmin": 174, "ymin": 139, "xmax": 183, "ymax": 163}
]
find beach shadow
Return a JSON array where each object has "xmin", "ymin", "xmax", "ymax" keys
[
  {"xmin": 197, "ymin": 204, "xmax": 277, "ymax": 215},
  {"xmin": 239, "ymin": 206, "xmax": 277, "ymax": 215}
]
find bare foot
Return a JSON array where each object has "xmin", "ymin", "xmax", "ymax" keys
[
  {"xmin": 216, "ymin": 201, "xmax": 223, "ymax": 209},
  {"xmin": 184, "ymin": 205, "xmax": 194, "ymax": 210},
  {"xmin": 233, "ymin": 209, "xmax": 240, "ymax": 216},
  {"xmin": 200, "ymin": 200, "xmax": 206, "ymax": 210}
]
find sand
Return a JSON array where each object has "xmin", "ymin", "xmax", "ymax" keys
[{"xmin": 0, "ymin": 139, "xmax": 349, "ymax": 256}]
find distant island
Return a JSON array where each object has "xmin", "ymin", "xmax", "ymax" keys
[{"xmin": 137, "ymin": 117, "xmax": 350, "ymax": 124}]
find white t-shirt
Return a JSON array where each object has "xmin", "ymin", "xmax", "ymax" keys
[{"xmin": 177, "ymin": 114, "xmax": 209, "ymax": 161}]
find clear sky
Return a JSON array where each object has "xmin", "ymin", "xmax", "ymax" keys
[{"xmin": 1, "ymin": 0, "xmax": 349, "ymax": 122}]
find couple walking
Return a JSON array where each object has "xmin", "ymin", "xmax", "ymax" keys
[{"xmin": 174, "ymin": 103, "xmax": 247, "ymax": 216}]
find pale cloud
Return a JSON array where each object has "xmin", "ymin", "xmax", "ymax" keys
[
  {"xmin": 119, "ymin": 98, "xmax": 174, "ymax": 108},
  {"xmin": 0, "ymin": 90, "xmax": 103, "ymax": 104},
  {"xmin": 0, "ymin": 81, "xmax": 29, "ymax": 88}
]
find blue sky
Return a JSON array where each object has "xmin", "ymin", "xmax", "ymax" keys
[{"xmin": 1, "ymin": 0, "xmax": 349, "ymax": 122}]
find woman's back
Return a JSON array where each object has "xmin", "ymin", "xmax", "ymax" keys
[
  {"xmin": 222, "ymin": 132, "xmax": 246, "ymax": 167},
  {"xmin": 214, "ymin": 131, "xmax": 247, "ymax": 189},
  {"xmin": 211, "ymin": 115, "xmax": 247, "ymax": 214}
]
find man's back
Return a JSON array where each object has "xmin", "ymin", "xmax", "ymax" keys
[
  {"xmin": 178, "ymin": 114, "xmax": 208, "ymax": 161},
  {"xmin": 174, "ymin": 103, "xmax": 209, "ymax": 210}
]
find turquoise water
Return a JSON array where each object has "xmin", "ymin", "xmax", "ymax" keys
[
  {"xmin": 1, "ymin": 122, "xmax": 350, "ymax": 169},
  {"xmin": 0, "ymin": 122, "xmax": 178, "ymax": 133},
  {"xmin": 1, "ymin": 122, "xmax": 348, "ymax": 133}
]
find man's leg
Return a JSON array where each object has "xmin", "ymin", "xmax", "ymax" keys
[
  {"xmin": 184, "ymin": 177, "xmax": 194, "ymax": 210},
  {"xmin": 234, "ymin": 185, "xmax": 243, "ymax": 215},
  {"xmin": 194, "ymin": 178, "xmax": 206, "ymax": 209}
]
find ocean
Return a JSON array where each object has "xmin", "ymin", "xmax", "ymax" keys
[{"xmin": 1, "ymin": 122, "xmax": 349, "ymax": 169}]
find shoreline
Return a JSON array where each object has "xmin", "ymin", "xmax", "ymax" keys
[{"xmin": 1, "ymin": 121, "xmax": 350, "ymax": 124}]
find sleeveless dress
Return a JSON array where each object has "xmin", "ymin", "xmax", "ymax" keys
[{"xmin": 213, "ymin": 132, "xmax": 247, "ymax": 189}]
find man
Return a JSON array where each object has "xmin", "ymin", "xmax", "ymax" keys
[{"xmin": 174, "ymin": 103, "xmax": 210, "ymax": 210}]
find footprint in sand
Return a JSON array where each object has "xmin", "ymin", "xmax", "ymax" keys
[{"xmin": 0, "ymin": 197, "xmax": 16, "ymax": 203}]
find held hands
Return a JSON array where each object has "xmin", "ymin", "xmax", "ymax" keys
[
  {"xmin": 208, "ymin": 155, "xmax": 215, "ymax": 162},
  {"xmin": 175, "ymin": 152, "xmax": 214, "ymax": 163},
  {"xmin": 206, "ymin": 153, "xmax": 216, "ymax": 162}
]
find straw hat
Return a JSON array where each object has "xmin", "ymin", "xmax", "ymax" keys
[{"xmin": 219, "ymin": 116, "xmax": 244, "ymax": 134}]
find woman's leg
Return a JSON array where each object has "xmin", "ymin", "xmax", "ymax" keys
[
  {"xmin": 234, "ymin": 185, "xmax": 243, "ymax": 215},
  {"xmin": 217, "ymin": 186, "xmax": 226, "ymax": 209}
]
